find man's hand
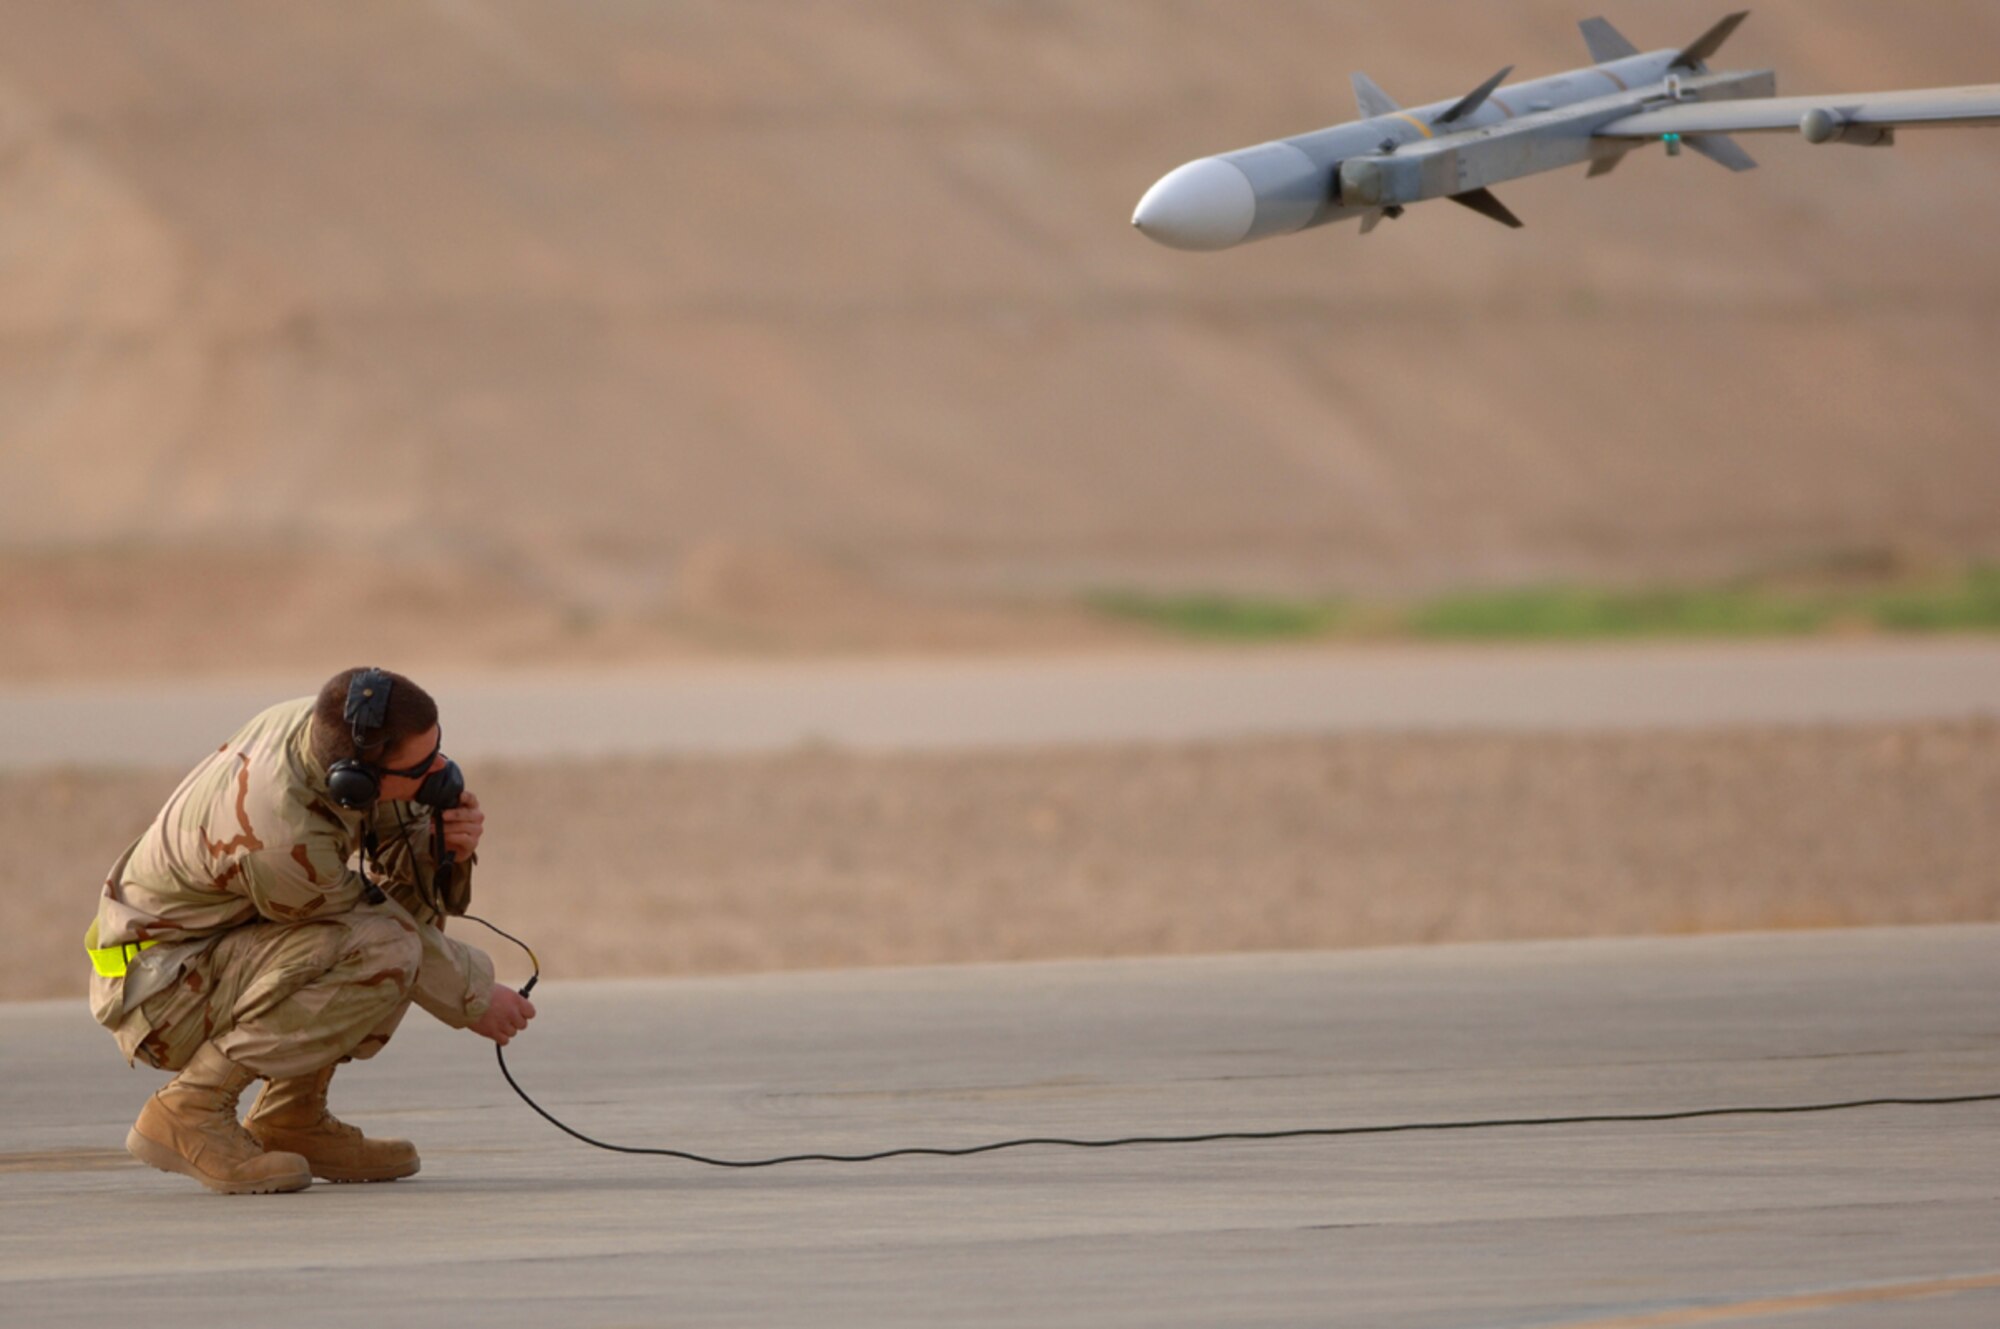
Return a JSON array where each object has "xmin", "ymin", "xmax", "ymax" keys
[
  {"xmin": 440, "ymin": 790, "xmax": 484, "ymax": 859},
  {"xmin": 470, "ymin": 984, "xmax": 536, "ymax": 1045}
]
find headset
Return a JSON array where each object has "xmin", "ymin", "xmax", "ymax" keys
[
  {"xmin": 328, "ymin": 667, "xmax": 470, "ymax": 915},
  {"xmin": 328, "ymin": 668, "xmax": 465, "ymax": 813},
  {"xmin": 327, "ymin": 668, "xmax": 396, "ymax": 811}
]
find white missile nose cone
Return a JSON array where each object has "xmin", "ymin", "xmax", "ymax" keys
[{"xmin": 1132, "ymin": 157, "xmax": 1256, "ymax": 252}]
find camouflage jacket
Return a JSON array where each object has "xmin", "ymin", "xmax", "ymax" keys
[{"xmin": 89, "ymin": 697, "xmax": 495, "ymax": 1063}]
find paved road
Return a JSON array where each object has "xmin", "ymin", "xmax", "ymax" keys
[
  {"xmin": 4, "ymin": 926, "xmax": 1997, "ymax": 1327},
  {"xmin": 3, "ymin": 640, "xmax": 1999, "ymax": 768}
]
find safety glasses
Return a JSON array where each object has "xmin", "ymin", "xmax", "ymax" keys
[{"xmin": 378, "ymin": 728, "xmax": 443, "ymax": 780}]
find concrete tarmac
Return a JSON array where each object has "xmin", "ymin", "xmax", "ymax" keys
[
  {"xmin": 4, "ymin": 639, "xmax": 2000, "ymax": 768},
  {"xmin": 3, "ymin": 926, "xmax": 1997, "ymax": 1327}
]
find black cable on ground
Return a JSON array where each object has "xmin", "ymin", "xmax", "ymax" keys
[
  {"xmin": 492, "ymin": 1045, "xmax": 2000, "ymax": 1170},
  {"xmin": 467, "ymin": 916, "xmax": 2000, "ymax": 1170}
]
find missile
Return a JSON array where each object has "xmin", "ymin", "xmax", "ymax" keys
[
  {"xmin": 1136, "ymin": 14, "xmax": 2000, "ymax": 253},
  {"xmin": 1131, "ymin": 13, "xmax": 1775, "ymax": 252}
]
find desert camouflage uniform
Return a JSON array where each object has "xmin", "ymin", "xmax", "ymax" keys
[{"xmin": 88, "ymin": 698, "xmax": 494, "ymax": 1079}]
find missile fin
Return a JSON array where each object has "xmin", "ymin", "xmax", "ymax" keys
[
  {"xmin": 1435, "ymin": 66, "xmax": 1515, "ymax": 126},
  {"xmin": 1352, "ymin": 72, "xmax": 1401, "ymax": 119},
  {"xmin": 1449, "ymin": 188, "xmax": 1526, "ymax": 229},
  {"xmin": 1359, "ymin": 211, "xmax": 1384, "ymax": 235},
  {"xmin": 1673, "ymin": 11, "xmax": 1751, "ymax": 71},
  {"xmin": 1586, "ymin": 150, "xmax": 1629, "ymax": 178},
  {"xmin": 1684, "ymin": 133, "xmax": 1759, "ymax": 172},
  {"xmin": 1579, "ymin": 17, "xmax": 1640, "ymax": 64}
]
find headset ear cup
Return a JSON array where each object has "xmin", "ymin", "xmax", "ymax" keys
[{"xmin": 327, "ymin": 759, "xmax": 380, "ymax": 810}]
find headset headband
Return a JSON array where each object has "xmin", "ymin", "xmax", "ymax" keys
[{"xmin": 344, "ymin": 668, "xmax": 393, "ymax": 756}]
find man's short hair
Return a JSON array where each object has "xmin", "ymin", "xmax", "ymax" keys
[{"xmin": 310, "ymin": 668, "xmax": 439, "ymax": 772}]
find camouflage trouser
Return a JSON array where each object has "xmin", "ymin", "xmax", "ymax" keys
[{"xmin": 134, "ymin": 911, "xmax": 425, "ymax": 1080}]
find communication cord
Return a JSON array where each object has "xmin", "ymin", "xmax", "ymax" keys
[{"xmin": 466, "ymin": 916, "xmax": 2000, "ymax": 1171}]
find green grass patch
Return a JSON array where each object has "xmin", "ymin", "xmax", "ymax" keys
[
  {"xmin": 1855, "ymin": 566, "xmax": 2000, "ymax": 632},
  {"xmin": 1088, "ymin": 591, "xmax": 1347, "ymax": 642},
  {"xmin": 1405, "ymin": 585, "xmax": 1828, "ymax": 641},
  {"xmin": 1088, "ymin": 568, "xmax": 2000, "ymax": 643}
]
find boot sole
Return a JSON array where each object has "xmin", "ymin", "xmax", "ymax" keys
[
  {"xmin": 126, "ymin": 1127, "xmax": 312, "ymax": 1195},
  {"xmin": 319, "ymin": 1159, "xmax": 421, "ymax": 1183},
  {"xmin": 246, "ymin": 1128, "xmax": 421, "ymax": 1182}
]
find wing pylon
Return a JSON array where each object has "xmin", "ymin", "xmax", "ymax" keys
[{"xmin": 1598, "ymin": 86, "xmax": 2000, "ymax": 139}]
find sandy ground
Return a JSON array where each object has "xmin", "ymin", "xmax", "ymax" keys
[{"xmin": 15, "ymin": 719, "xmax": 1997, "ymax": 1004}]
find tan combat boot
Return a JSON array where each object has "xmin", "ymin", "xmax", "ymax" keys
[
  {"xmin": 245, "ymin": 1063, "xmax": 420, "ymax": 1183},
  {"xmin": 126, "ymin": 1043, "xmax": 313, "ymax": 1195}
]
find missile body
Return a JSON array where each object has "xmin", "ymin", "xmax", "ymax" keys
[{"xmin": 1133, "ymin": 54, "xmax": 1774, "ymax": 251}]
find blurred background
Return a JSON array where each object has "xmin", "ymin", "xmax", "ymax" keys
[{"xmin": 4, "ymin": 1, "xmax": 1997, "ymax": 999}]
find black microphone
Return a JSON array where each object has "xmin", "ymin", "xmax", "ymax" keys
[{"xmin": 415, "ymin": 760, "xmax": 467, "ymax": 914}]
